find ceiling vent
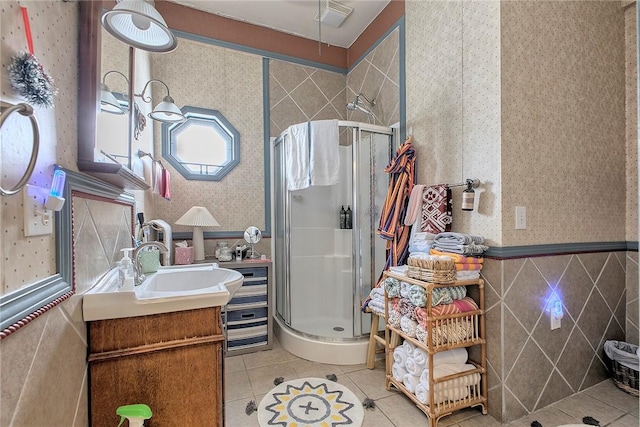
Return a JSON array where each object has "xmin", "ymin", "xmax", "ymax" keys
[{"xmin": 314, "ymin": 0, "xmax": 353, "ymax": 28}]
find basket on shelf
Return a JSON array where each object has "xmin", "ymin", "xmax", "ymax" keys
[
  {"xmin": 407, "ymin": 257, "xmax": 455, "ymax": 284},
  {"xmin": 604, "ymin": 340, "xmax": 639, "ymax": 397}
]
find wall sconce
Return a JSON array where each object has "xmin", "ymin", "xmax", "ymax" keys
[
  {"xmin": 23, "ymin": 169, "xmax": 66, "ymax": 237},
  {"xmin": 101, "ymin": 0, "xmax": 177, "ymax": 53},
  {"xmin": 100, "ymin": 72, "xmax": 184, "ymax": 124},
  {"xmin": 136, "ymin": 79, "xmax": 185, "ymax": 123},
  {"xmin": 100, "ymin": 70, "xmax": 129, "ymax": 114},
  {"xmin": 175, "ymin": 206, "xmax": 220, "ymax": 261}
]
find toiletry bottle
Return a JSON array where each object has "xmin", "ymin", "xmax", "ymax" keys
[
  {"xmin": 340, "ymin": 206, "xmax": 346, "ymax": 229},
  {"xmin": 118, "ymin": 248, "xmax": 135, "ymax": 290},
  {"xmin": 346, "ymin": 206, "xmax": 352, "ymax": 229},
  {"xmin": 116, "ymin": 404, "xmax": 152, "ymax": 427}
]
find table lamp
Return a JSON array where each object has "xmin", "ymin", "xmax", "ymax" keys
[{"xmin": 175, "ymin": 206, "xmax": 219, "ymax": 261}]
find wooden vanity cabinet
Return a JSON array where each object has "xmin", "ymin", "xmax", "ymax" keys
[{"xmin": 87, "ymin": 307, "xmax": 225, "ymax": 426}]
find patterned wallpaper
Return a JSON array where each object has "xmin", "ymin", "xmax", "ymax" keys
[
  {"xmin": 0, "ymin": 0, "xmax": 78, "ymax": 293},
  {"xmin": 151, "ymin": 36, "xmax": 265, "ymax": 253},
  {"xmin": 0, "ymin": 2, "xmax": 86, "ymax": 425},
  {"xmin": 405, "ymin": 0, "xmax": 502, "ymax": 245},
  {"xmin": 501, "ymin": 1, "xmax": 626, "ymax": 246},
  {"xmin": 625, "ymin": 4, "xmax": 638, "ymax": 242}
]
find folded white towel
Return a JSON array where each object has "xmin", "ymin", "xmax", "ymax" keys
[
  {"xmin": 402, "ymin": 339, "xmax": 415, "ymax": 355},
  {"xmin": 405, "ymin": 357, "xmax": 421, "ymax": 376},
  {"xmin": 286, "ymin": 122, "xmax": 311, "ymax": 191},
  {"xmin": 415, "ymin": 381, "xmax": 430, "ymax": 404},
  {"xmin": 416, "ymin": 364, "xmax": 480, "ymax": 404},
  {"xmin": 393, "ymin": 346, "xmax": 409, "ymax": 366},
  {"xmin": 433, "ymin": 348, "xmax": 468, "ymax": 367},
  {"xmin": 456, "ymin": 270, "xmax": 481, "ymax": 280},
  {"xmin": 309, "ymin": 119, "xmax": 339, "ymax": 186},
  {"xmin": 392, "ymin": 362, "xmax": 407, "ymax": 382},
  {"xmin": 419, "ymin": 362, "xmax": 476, "ymax": 384},
  {"xmin": 369, "ymin": 287, "xmax": 385, "ymax": 298},
  {"xmin": 413, "ymin": 347, "xmax": 428, "ymax": 368},
  {"xmin": 367, "ymin": 299, "xmax": 386, "ymax": 316},
  {"xmin": 389, "ymin": 265, "xmax": 408, "ymax": 275},
  {"xmin": 402, "ymin": 373, "xmax": 420, "ymax": 393}
]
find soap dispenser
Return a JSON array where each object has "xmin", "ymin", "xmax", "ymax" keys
[{"xmin": 118, "ymin": 248, "xmax": 135, "ymax": 290}]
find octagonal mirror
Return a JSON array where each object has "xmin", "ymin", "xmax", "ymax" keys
[{"xmin": 162, "ymin": 106, "xmax": 240, "ymax": 181}]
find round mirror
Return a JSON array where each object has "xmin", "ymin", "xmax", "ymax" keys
[{"xmin": 244, "ymin": 226, "xmax": 262, "ymax": 259}]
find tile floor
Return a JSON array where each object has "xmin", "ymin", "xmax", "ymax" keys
[{"xmin": 224, "ymin": 338, "xmax": 639, "ymax": 427}]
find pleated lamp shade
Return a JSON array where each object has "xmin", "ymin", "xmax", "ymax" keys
[{"xmin": 175, "ymin": 206, "xmax": 219, "ymax": 261}]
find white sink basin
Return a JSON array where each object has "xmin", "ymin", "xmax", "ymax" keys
[{"xmin": 82, "ymin": 263, "xmax": 243, "ymax": 321}]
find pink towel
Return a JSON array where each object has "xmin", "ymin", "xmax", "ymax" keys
[
  {"xmin": 162, "ymin": 168, "xmax": 171, "ymax": 200},
  {"xmin": 404, "ymin": 185, "xmax": 425, "ymax": 225}
]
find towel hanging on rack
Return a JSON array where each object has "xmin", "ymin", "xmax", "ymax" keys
[
  {"xmin": 161, "ymin": 167, "xmax": 171, "ymax": 200},
  {"xmin": 420, "ymin": 185, "xmax": 452, "ymax": 234}
]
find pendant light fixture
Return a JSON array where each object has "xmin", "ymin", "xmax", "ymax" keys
[{"xmin": 101, "ymin": 0, "xmax": 177, "ymax": 53}]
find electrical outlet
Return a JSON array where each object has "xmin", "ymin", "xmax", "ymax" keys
[
  {"xmin": 515, "ymin": 206, "xmax": 526, "ymax": 230},
  {"xmin": 551, "ymin": 314, "xmax": 562, "ymax": 330},
  {"xmin": 23, "ymin": 184, "xmax": 53, "ymax": 237}
]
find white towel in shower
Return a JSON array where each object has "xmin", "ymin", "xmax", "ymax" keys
[
  {"xmin": 309, "ymin": 119, "xmax": 339, "ymax": 186},
  {"xmin": 285, "ymin": 122, "xmax": 311, "ymax": 191}
]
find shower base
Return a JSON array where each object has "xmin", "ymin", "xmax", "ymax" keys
[{"xmin": 274, "ymin": 315, "xmax": 369, "ymax": 365}]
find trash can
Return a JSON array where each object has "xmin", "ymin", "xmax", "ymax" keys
[{"xmin": 603, "ymin": 340, "xmax": 639, "ymax": 397}]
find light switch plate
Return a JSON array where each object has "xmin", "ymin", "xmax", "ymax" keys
[
  {"xmin": 515, "ymin": 206, "xmax": 526, "ymax": 230},
  {"xmin": 23, "ymin": 184, "xmax": 53, "ymax": 237}
]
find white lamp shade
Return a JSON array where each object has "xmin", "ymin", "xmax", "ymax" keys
[
  {"xmin": 149, "ymin": 96, "xmax": 185, "ymax": 123},
  {"xmin": 175, "ymin": 206, "xmax": 219, "ymax": 261},
  {"xmin": 101, "ymin": 0, "xmax": 178, "ymax": 53},
  {"xmin": 100, "ymin": 83, "xmax": 126, "ymax": 114},
  {"xmin": 175, "ymin": 206, "xmax": 220, "ymax": 227}
]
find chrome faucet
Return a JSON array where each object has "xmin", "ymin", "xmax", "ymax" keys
[{"xmin": 133, "ymin": 241, "xmax": 169, "ymax": 285}]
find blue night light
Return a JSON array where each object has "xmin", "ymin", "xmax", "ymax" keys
[
  {"xmin": 50, "ymin": 169, "xmax": 66, "ymax": 198},
  {"xmin": 554, "ymin": 300, "xmax": 563, "ymax": 317}
]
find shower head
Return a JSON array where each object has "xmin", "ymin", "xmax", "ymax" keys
[
  {"xmin": 346, "ymin": 101, "xmax": 374, "ymax": 116},
  {"xmin": 346, "ymin": 93, "xmax": 376, "ymax": 117}
]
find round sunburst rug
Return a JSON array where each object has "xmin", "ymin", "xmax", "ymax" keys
[{"xmin": 257, "ymin": 377, "xmax": 364, "ymax": 427}]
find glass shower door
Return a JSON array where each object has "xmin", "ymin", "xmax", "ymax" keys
[{"xmin": 354, "ymin": 129, "xmax": 392, "ymax": 337}]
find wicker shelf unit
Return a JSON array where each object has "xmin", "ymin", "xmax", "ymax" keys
[{"xmin": 383, "ymin": 271, "xmax": 488, "ymax": 427}]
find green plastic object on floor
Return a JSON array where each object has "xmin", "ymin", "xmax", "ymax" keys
[{"xmin": 116, "ymin": 404, "xmax": 152, "ymax": 427}]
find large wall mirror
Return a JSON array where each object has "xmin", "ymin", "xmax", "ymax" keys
[
  {"xmin": 78, "ymin": 1, "xmax": 149, "ymax": 190},
  {"xmin": 79, "ymin": 1, "xmax": 274, "ymax": 239}
]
